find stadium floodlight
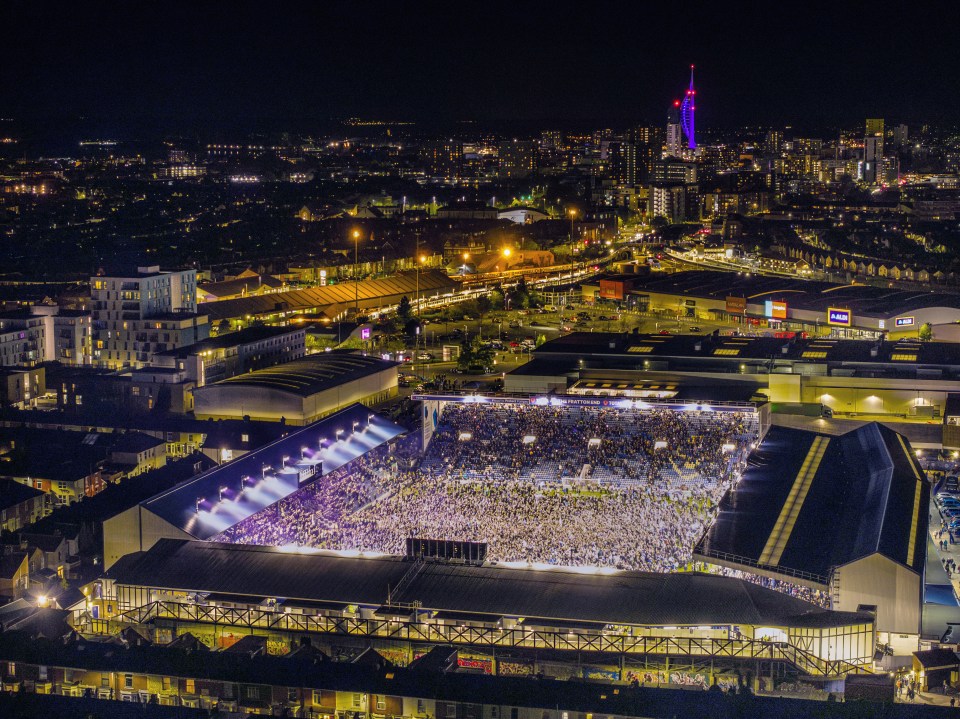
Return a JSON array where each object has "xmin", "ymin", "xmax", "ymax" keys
[
  {"xmin": 352, "ymin": 420, "xmax": 360, "ymax": 432},
  {"xmin": 335, "ymin": 428, "xmax": 344, "ymax": 438},
  {"xmin": 318, "ymin": 437, "xmax": 326, "ymax": 449},
  {"xmin": 262, "ymin": 464, "xmax": 272, "ymax": 478},
  {"xmin": 281, "ymin": 455, "xmax": 290, "ymax": 468},
  {"xmin": 301, "ymin": 446, "xmax": 308, "ymax": 460},
  {"xmin": 196, "ymin": 497, "xmax": 204, "ymax": 513},
  {"xmin": 241, "ymin": 475, "xmax": 252, "ymax": 492},
  {"xmin": 219, "ymin": 486, "xmax": 227, "ymax": 502}
]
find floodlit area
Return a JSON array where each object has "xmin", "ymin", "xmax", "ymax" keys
[{"xmin": 215, "ymin": 403, "xmax": 759, "ymax": 573}]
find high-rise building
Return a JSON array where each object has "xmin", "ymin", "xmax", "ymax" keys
[
  {"xmin": 628, "ymin": 126, "xmax": 664, "ymax": 181},
  {"xmin": 764, "ymin": 129, "xmax": 784, "ymax": 156},
  {"xmin": 652, "ymin": 159, "xmax": 698, "ymax": 184},
  {"xmin": 421, "ymin": 139, "xmax": 462, "ymax": 179},
  {"xmin": 497, "ymin": 140, "xmax": 538, "ymax": 179},
  {"xmin": 865, "ymin": 118, "xmax": 885, "ymax": 138},
  {"xmin": 607, "ymin": 141, "xmax": 637, "ymax": 186},
  {"xmin": 649, "ymin": 183, "xmax": 687, "ymax": 223},
  {"xmin": 666, "ymin": 103, "xmax": 683, "ymax": 158},
  {"xmin": 90, "ymin": 266, "xmax": 208, "ymax": 369},
  {"xmin": 680, "ymin": 65, "xmax": 696, "ymax": 150},
  {"xmin": 540, "ymin": 130, "xmax": 563, "ymax": 151},
  {"xmin": 892, "ymin": 124, "xmax": 909, "ymax": 149},
  {"xmin": 863, "ymin": 136, "xmax": 884, "ymax": 185}
]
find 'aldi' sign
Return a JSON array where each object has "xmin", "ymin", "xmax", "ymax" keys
[{"xmin": 827, "ymin": 308, "xmax": 852, "ymax": 326}]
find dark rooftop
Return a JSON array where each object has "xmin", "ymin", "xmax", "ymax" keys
[
  {"xmin": 108, "ymin": 539, "xmax": 872, "ymax": 630},
  {"xmin": 203, "ymin": 352, "xmax": 396, "ymax": 398},
  {"xmin": 695, "ymin": 423, "xmax": 927, "ymax": 583},
  {"xmin": 153, "ymin": 324, "xmax": 304, "ymax": 358},
  {"xmin": 0, "ymin": 630, "xmax": 942, "ymax": 719},
  {"xmin": 621, "ymin": 269, "xmax": 960, "ymax": 318},
  {"xmin": 535, "ymin": 331, "xmax": 960, "ymax": 373},
  {"xmin": 0, "ymin": 481, "xmax": 44, "ymax": 512}
]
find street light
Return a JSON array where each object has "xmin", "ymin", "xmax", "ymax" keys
[{"xmin": 352, "ymin": 229, "xmax": 361, "ymax": 316}]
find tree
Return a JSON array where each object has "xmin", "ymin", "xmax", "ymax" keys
[
  {"xmin": 476, "ymin": 295, "xmax": 492, "ymax": 335},
  {"xmin": 397, "ymin": 295, "xmax": 412, "ymax": 324},
  {"xmin": 456, "ymin": 338, "xmax": 474, "ymax": 370},
  {"xmin": 919, "ymin": 322, "xmax": 933, "ymax": 341}
]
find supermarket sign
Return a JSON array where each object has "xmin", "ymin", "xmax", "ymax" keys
[{"xmin": 827, "ymin": 308, "xmax": 852, "ymax": 326}]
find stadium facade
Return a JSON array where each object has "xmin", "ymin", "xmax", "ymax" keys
[{"xmin": 81, "ymin": 538, "xmax": 875, "ymax": 685}]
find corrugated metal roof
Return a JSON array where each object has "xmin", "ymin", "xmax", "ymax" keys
[
  {"xmin": 200, "ymin": 271, "xmax": 457, "ymax": 321},
  {"xmin": 197, "ymin": 353, "xmax": 397, "ymax": 398}
]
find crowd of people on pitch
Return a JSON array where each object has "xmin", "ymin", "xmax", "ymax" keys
[
  {"xmin": 217, "ymin": 404, "xmax": 757, "ymax": 573},
  {"xmin": 419, "ymin": 404, "xmax": 756, "ymax": 486}
]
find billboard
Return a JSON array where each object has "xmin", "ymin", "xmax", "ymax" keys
[
  {"xmin": 827, "ymin": 308, "xmax": 852, "ymax": 326},
  {"xmin": 725, "ymin": 296, "xmax": 746, "ymax": 314},
  {"xmin": 764, "ymin": 300, "xmax": 787, "ymax": 320},
  {"xmin": 895, "ymin": 316, "xmax": 915, "ymax": 327},
  {"xmin": 360, "ymin": 326, "xmax": 371, "ymax": 340}
]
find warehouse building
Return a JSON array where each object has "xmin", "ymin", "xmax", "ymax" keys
[
  {"xmin": 515, "ymin": 331, "xmax": 960, "ymax": 422},
  {"xmin": 192, "ymin": 353, "xmax": 398, "ymax": 424}
]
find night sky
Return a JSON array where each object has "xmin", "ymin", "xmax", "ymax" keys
[{"xmin": 2, "ymin": 0, "xmax": 958, "ymax": 131}]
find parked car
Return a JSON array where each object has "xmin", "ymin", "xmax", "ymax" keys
[{"xmin": 417, "ymin": 352, "xmax": 434, "ymax": 360}]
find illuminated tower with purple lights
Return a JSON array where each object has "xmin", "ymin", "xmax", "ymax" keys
[{"xmin": 680, "ymin": 65, "xmax": 696, "ymax": 150}]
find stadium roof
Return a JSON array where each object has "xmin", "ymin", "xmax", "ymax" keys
[
  {"xmin": 204, "ymin": 353, "xmax": 397, "ymax": 398},
  {"xmin": 107, "ymin": 539, "xmax": 871, "ymax": 630},
  {"xmin": 139, "ymin": 404, "xmax": 405, "ymax": 541},
  {"xmin": 694, "ymin": 422, "xmax": 928, "ymax": 584},
  {"xmin": 621, "ymin": 270, "xmax": 960, "ymax": 318},
  {"xmin": 199, "ymin": 270, "xmax": 457, "ymax": 321}
]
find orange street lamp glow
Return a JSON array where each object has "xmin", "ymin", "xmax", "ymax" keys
[{"xmin": 502, "ymin": 248, "xmax": 512, "ymax": 257}]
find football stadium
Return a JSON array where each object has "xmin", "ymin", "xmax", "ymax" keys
[{"xmin": 89, "ymin": 390, "xmax": 928, "ymax": 691}]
